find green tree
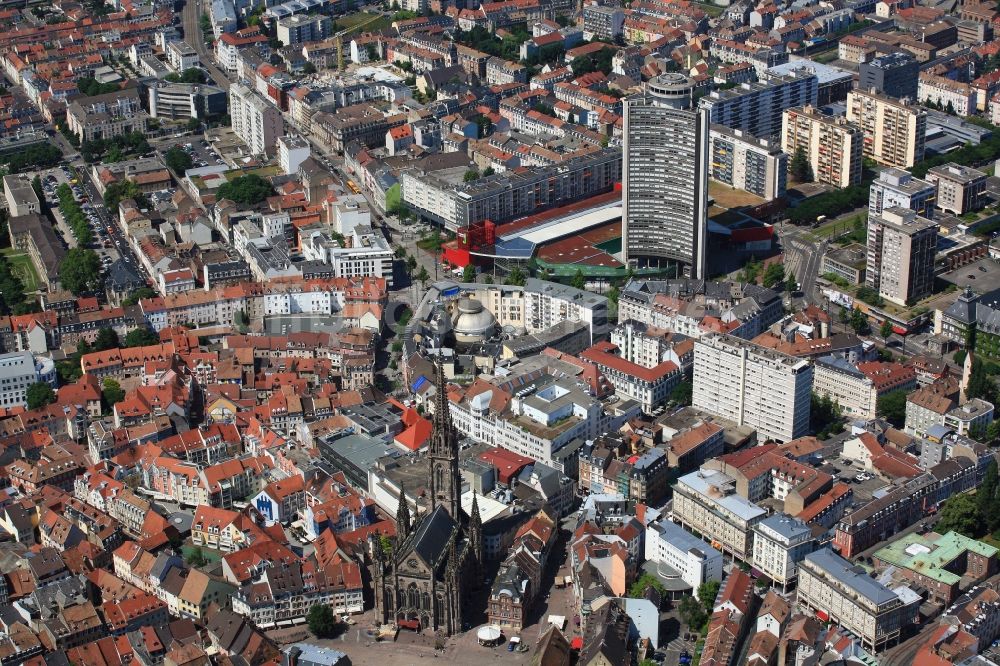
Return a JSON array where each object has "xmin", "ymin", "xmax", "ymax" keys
[
  {"xmin": 697, "ymin": 580, "xmax": 721, "ymax": 615},
  {"xmin": 935, "ymin": 492, "xmax": 981, "ymax": 538},
  {"xmin": 761, "ymin": 262, "xmax": 785, "ymax": 289},
  {"xmin": 59, "ymin": 248, "xmax": 103, "ymax": 295},
  {"xmin": 677, "ymin": 594, "xmax": 707, "ymax": 631},
  {"xmin": 122, "ymin": 286, "xmax": 158, "ymax": 306},
  {"xmin": 979, "ymin": 461, "xmax": 1000, "ymax": 532},
  {"xmin": 164, "ymin": 146, "xmax": 194, "ymax": 174},
  {"xmin": 307, "ymin": 603, "xmax": 337, "ymax": 637},
  {"xmin": 505, "ymin": 266, "xmax": 526, "ymax": 286},
  {"xmin": 785, "ymin": 274, "xmax": 797, "ymax": 294},
  {"xmin": 571, "ymin": 269, "xmax": 586, "ymax": 290},
  {"xmin": 416, "ymin": 266, "xmax": 430, "ymax": 287},
  {"xmin": 25, "ymin": 382, "xmax": 55, "ymax": 410},
  {"xmin": 966, "ymin": 358, "xmax": 998, "ymax": 404},
  {"xmin": 628, "ymin": 572, "xmax": 667, "ymax": 598},
  {"xmin": 102, "ymin": 378, "xmax": 125, "ymax": 407},
  {"xmin": 987, "ymin": 420, "xmax": 1000, "ymax": 445},
  {"xmin": 302, "ymin": 61, "xmax": 317, "ymax": 75},
  {"xmin": 462, "ymin": 264, "xmax": 476, "ymax": 282},
  {"xmin": 103, "ymin": 179, "xmax": 147, "ymax": 211},
  {"xmin": 463, "ymin": 168, "xmax": 480, "ymax": 182},
  {"xmin": 879, "ymin": 320, "xmax": 893, "ymax": 339},
  {"xmin": 670, "ymin": 379, "xmax": 692, "ymax": 406},
  {"xmin": 216, "ymin": 174, "xmax": 274, "ymax": 205},
  {"xmin": 790, "ymin": 147, "xmax": 813, "ymax": 182},
  {"xmin": 124, "ymin": 328, "xmax": 160, "ymax": 347},
  {"xmin": 849, "ymin": 307, "xmax": 870, "ymax": 335},
  {"xmin": 483, "ymin": 166, "xmax": 495, "ymax": 177},
  {"xmin": 406, "ymin": 256, "xmax": 417, "ymax": 273},
  {"xmin": 185, "ymin": 546, "xmax": 208, "ymax": 567},
  {"xmin": 95, "ymin": 327, "xmax": 120, "ymax": 351},
  {"xmin": 877, "ymin": 389, "xmax": 908, "ymax": 427}
]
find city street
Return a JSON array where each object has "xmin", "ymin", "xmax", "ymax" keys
[{"xmin": 180, "ymin": 0, "xmax": 232, "ymax": 91}]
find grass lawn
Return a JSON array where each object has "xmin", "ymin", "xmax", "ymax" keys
[
  {"xmin": 690, "ymin": 1, "xmax": 725, "ymax": 16},
  {"xmin": 182, "ymin": 544, "xmax": 222, "ymax": 563},
  {"xmin": 708, "ymin": 182, "xmax": 765, "ymax": 209},
  {"xmin": 1, "ymin": 249, "xmax": 40, "ymax": 292},
  {"xmin": 337, "ymin": 11, "xmax": 391, "ymax": 32}
]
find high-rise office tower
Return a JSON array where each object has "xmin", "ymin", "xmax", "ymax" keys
[{"xmin": 623, "ymin": 74, "xmax": 710, "ymax": 279}]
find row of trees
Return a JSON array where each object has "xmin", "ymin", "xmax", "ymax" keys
[
  {"xmin": 0, "ymin": 144, "xmax": 62, "ymax": 174},
  {"xmin": 81, "ymin": 131, "xmax": 150, "ymax": 164},
  {"xmin": 59, "ymin": 248, "xmax": 103, "ymax": 295},
  {"xmin": 56, "ymin": 183, "xmax": 94, "ymax": 246},
  {"xmin": 937, "ymin": 461, "xmax": 1000, "ymax": 538},
  {"xmin": 164, "ymin": 147, "xmax": 194, "ymax": 175}
]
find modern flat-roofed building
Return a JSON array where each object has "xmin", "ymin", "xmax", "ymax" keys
[
  {"xmin": 148, "ymin": 81, "xmax": 226, "ymax": 120},
  {"xmin": 3, "ymin": 174, "xmax": 40, "ymax": 217},
  {"xmin": 751, "ymin": 513, "xmax": 815, "ymax": 591},
  {"xmin": 0, "ymin": 351, "xmax": 51, "ymax": 408},
  {"xmin": 869, "ymin": 167, "xmax": 936, "ymax": 219},
  {"xmin": 822, "ymin": 244, "xmax": 867, "ymax": 285},
  {"xmin": 926, "ymin": 163, "xmax": 987, "ymax": 215},
  {"xmin": 645, "ymin": 518, "xmax": 723, "ymax": 597},
  {"xmin": 623, "ymin": 74, "xmax": 709, "ymax": 279},
  {"xmin": 708, "ymin": 125, "xmax": 787, "ymax": 200},
  {"xmin": 866, "ymin": 207, "xmax": 939, "ymax": 306},
  {"xmin": 671, "ymin": 468, "xmax": 767, "ymax": 562},
  {"xmin": 859, "ymin": 53, "xmax": 919, "ymax": 100},
  {"xmin": 700, "ymin": 71, "xmax": 818, "ymax": 140},
  {"xmin": 276, "ymin": 14, "xmax": 332, "ymax": 46},
  {"xmin": 846, "ymin": 89, "xmax": 927, "ymax": 168},
  {"xmin": 693, "ymin": 333, "xmax": 813, "ymax": 442},
  {"xmin": 229, "ymin": 82, "xmax": 283, "ymax": 157},
  {"xmin": 797, "ymin": 548, "xmax": 920, "ymax": 652},
  {"xmin": 781, "ymin": 105, "xmax": 862, "ymax": 188}
]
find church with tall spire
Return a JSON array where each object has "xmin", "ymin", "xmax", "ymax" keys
[{"xmin": 371, "ymin": 359, "xmax": 483, "ymax": 635}]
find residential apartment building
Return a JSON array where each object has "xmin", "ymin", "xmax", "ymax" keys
[
  {"xmin": 582, "ymin": 5, "xmax": 625, "ymax": 40},
  {"xmin": 617, "ymin": 280, "xmax": 784, "ymax": 342},
  {"xmin": 276, "ymin": 14, "xmax": 332, "ymax": 46},
  {"xmin": 622, "ymin": 74, "xmax": 709, "ymax": 279},
  {"xmin": 781, "ymin": 105, "xmax": 862, "ymax": 188},
  {"xmin": 66, "ymin": 87, "xmax": 147, "ymax": 142},
  {"xmin": 866, "ymin": 207, "xmax": 939, "ymax": 306},
  {"xmin": 699, "ymin": 71, "xmax": 818, "ymax": 140},
  {"xmin": 229, "ymin": 82, "xmax": 283, "ymax": 157},
  {"xmin": 833, "ymin": 474, "xmax": 938, "ymax": 557},
  {"xmin": 671, "ymin": 468, "xmax": 767, "ymax": 562},
  {"xmin": 869, "ymin": 167, "xmax": 936, "ymax": 219},
  {"xmin": 709, "ymin": 125, "xmax": 787, "ymax": 200},
  {"xmin": 797, "ymin": 548, "xmax": 920, "ymax": 652},
  {"xmin": 301, "ymin": 226, "xmax": 395, "ymax": 287},
  {"xmin": 402, "ymin": 148, "xmax": 621, "ymax": 230},
  {"xmin": 846, "ymin": 89, "xmax": 927, "ymax": 168},
  {"xmin": 693, "ymin": 333, "xmax": 813, "ymax": 443},
  {"xmin": 813, "ymin": 355, "xmax": 880, "ymax": 419},
  {"xmin": 751, "ymin": 513, "xmax": 815, "ymax": 591},
  {"xmin": 926, "ymin": 163, "xmax": 987, "ymax": 215},
  {"xmin": 645, "ymin": 518, "xmax": 723, "ymax": 595},
  {"xmin": 580, "ymin": 341, "xmax": 681, "ymax": 414},
  {"xmin": 919, "ymin": 73, "xmax": 976, "ymax": 116}
]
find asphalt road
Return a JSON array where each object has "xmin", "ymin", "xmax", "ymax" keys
[{"xmin": 181, "ymin": 0, "xmax": 232, "ymax": 91}]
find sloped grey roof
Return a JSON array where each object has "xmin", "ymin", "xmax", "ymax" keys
[{"xmin": 407, "ymin": 504, "xmax": 457, "ymax": 568}]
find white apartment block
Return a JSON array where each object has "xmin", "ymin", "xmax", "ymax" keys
[
  {"xmin": 866, "ymin": 208, "xmax": 939, "ymax": 306},
  {"xmin": 0, "ymin": 351, "xmax": 52, "ymax": 408},
  {"xmin": 3, "ymin": 174, "xmax": 40, "ymax": 217},
  {"xmin": 693, "ymin": 333, "xmax": 813, "ymax": 443},
  {"xmin": 671, "ymin": 468, "xmax": 767, "ymax": 562},
  {"xmin": 869, "ymin": 168, "xmax": 936, "ymax": 219},
  {"xmin": 229, "ymin": 82, "xmax": 283, "ymax": 157},
  {"xmin": 165, "ymin": 40, "xmax": 199, "ymax": 72},
  {"xmin": 846, "ymin": 89, "xmax": 927, "ymax": 168},
  {"xmin": 301, "ymin": 226, "xmax": 394, "ymax": 286},
  {"xmin": 708, "ymin": 124, "xmax": 787, "ymax": 201},
  {"xmin": 646, "ymin": 519, "xmax": 723, "ymax": 597},
  {"xmin": 798, "ymin": 548, "xmax": 920, "ymax": 652},
  {"xmin": 751, "ymin": 513, "xmax": 815, "ymax": 591},
  {"xmin": 278, "ymin": 135, "xmax": 311, "ymax": 175},
  {"xmin": 781, "ymin": 105, "xmax": 862, "ymax": 188},
  {"xmin": 813, "ymin": 355, "xmax": 878, "ymax": 419}
]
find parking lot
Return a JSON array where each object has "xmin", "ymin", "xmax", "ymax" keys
[{"xmin": 157, "ymin": 135, "xmax": 226, "ymax": 170}]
